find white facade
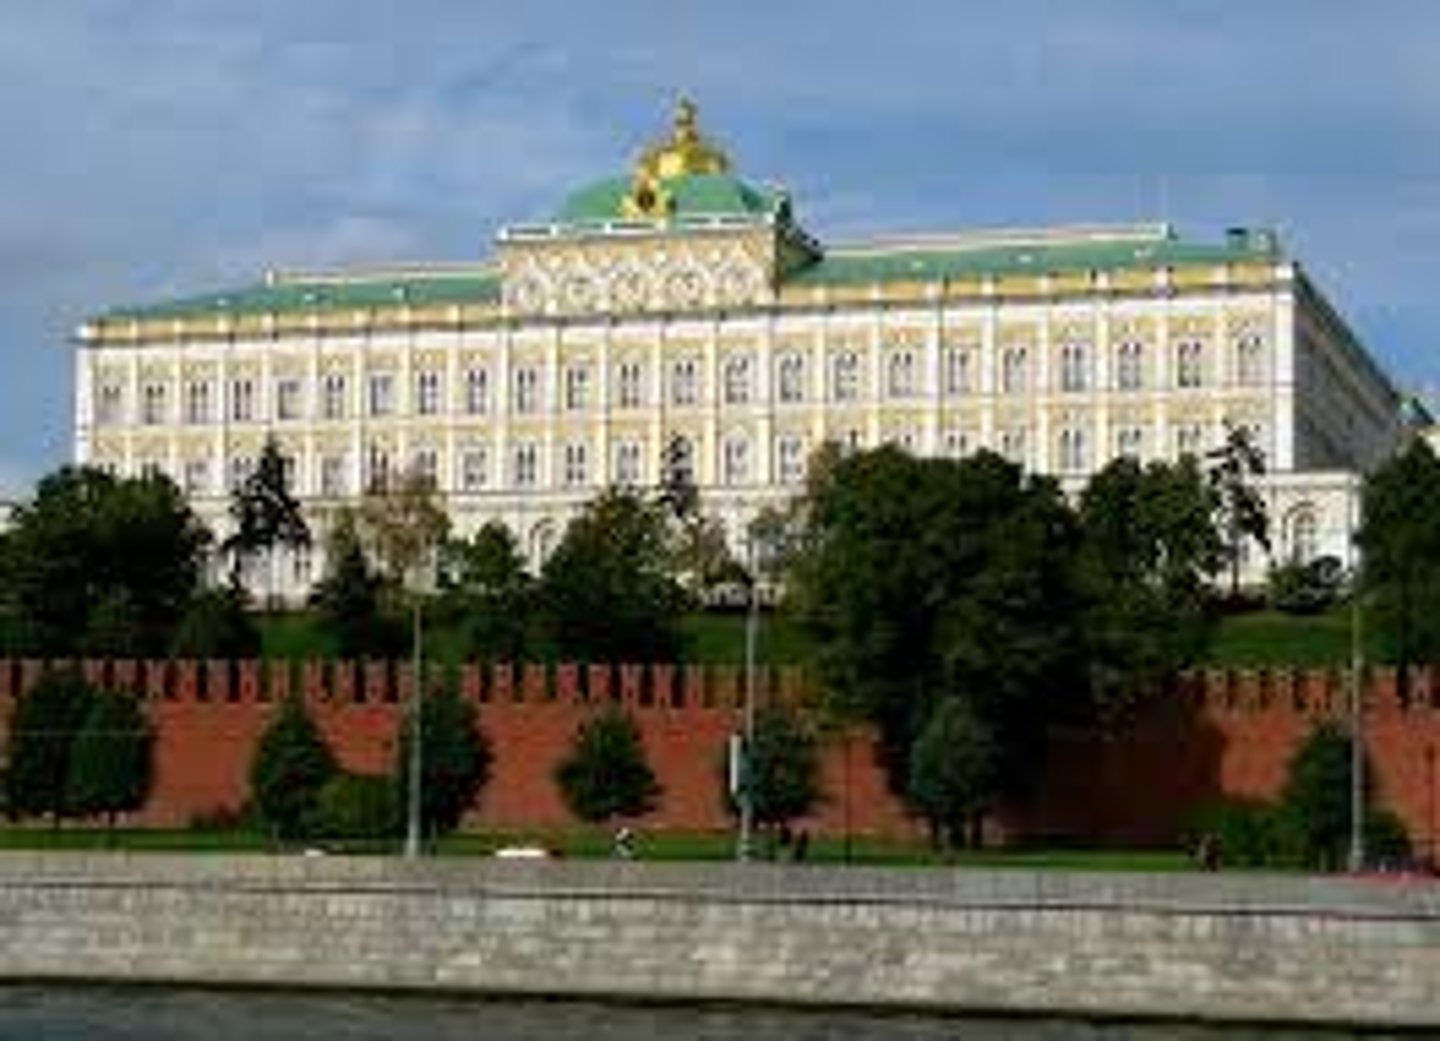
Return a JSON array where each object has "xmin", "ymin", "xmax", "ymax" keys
[{"xmin": 73, "ymin": 105, "xmax": 1402, "ymax": 597}]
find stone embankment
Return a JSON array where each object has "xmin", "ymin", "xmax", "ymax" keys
[{"xmin": 0, "ymin": 854, "xmax": 1437, "ymax": 1028}]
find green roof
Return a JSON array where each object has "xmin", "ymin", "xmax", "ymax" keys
[
  {"xmin": 101, "ymin": 270, "xmax": 501, "ymax": 322},
  {"xmin": 785, "ymin": 229, "xmax": 1282, "ymax": 287},
  {"xmin": 555, "ymin": 173, "xmax": 783, "ymax": 223}
]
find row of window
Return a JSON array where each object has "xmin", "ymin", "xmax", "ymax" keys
[
  {"xmin": 138, "ymin": 417, "xmax": 1264, "ymax": 501},
  {"xmin": 95, "ymin": 335, "xmax": 1269, "ymax": 427}
]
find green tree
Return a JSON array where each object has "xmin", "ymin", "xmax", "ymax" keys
[
  {"xmin": 82, "ymin": 588, "xmax": 146, "ymax": 658},
  {"xmin": 1078, "ymin": 456, "xmax": 1223, "ymax": 723},
  {"xmin": 249, "ymin": 695, "xmax": 337, "ymax": 842},
  {"xmin": 790, "ymin": 446, "xmax": 1084, "ymax": 802},
  {"xmin": 224, "ymin": 437, "xmax": 310, "ymax": 605},
  {"xmin": 5, "ymin": 669, "xmax": 96, "ymax": 823},
  {"xmin": 1357, "ymin": 439, "xmax": 1440, "ymax": 681},
  {"xmin": 170, "ymin": 584, "xmax": 262, "ymax": 659},
  {"xmin": 0, "ymin": 466, "xmax": 210, "ymax": 657},
  {"xmin": 64, "ymin": 689, "xmax": 154, "ymax": 829},
  {"xmin": 907, "ymin": 697, "xmax": 1001, "ymax": 851},
  {"xmin": 555, "ymin": 708, "xmax": 661, "ymax": 825},
  {"xmin": 731, "ymin": 702, "xmax": 823, "ymax": 849},
  {"xmin": 310, "ymin": 510, "xmax": 401, "ymax": 658},
  {"xmin": 1279, "ymin": 722, "xmax": 1355, "ymax": 871},
  {"xmin": 539, "ymin": 490, "xmax": 686, "ymax": 662},
  {"xmin": 394, "ymin": 683, "xmax": 491, "ymax": 840},
  {"xmin": 356, "ymin": 467, "xmax": 450, "ymax": 596},
  {"xmin": 439, "ymin": 521, "xmax": 532, "ymax": 660},
  {"xmin": 1205, "ymin": 422, "xmax": 1271, "ymax": 599}
]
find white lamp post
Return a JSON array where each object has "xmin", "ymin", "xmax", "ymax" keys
[
  {"xmin": 1347, "ymin": 470, "xmax": 1366, "ymax": 873},
  {"xmin": 737, "ymin": 528, "xmax": 760, "ymax": 862}
]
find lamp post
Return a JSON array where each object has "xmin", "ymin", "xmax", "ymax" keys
[
  {"xmin": 737, "ymin": 528, "xmax": 759, "ymax": 862},
  {"xmin": 404, "ymin": 594, "xmax": 423, "ymax": 859}
]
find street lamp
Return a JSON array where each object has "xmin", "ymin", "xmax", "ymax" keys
[
  {"xmin": 404, "ymin": 593, "xmax": 424, "ymax": 859},
  {"xmin": 737, "ymin": 527, "xmax": 760, "ymax": 862}
]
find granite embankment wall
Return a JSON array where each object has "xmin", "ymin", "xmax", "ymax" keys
[
  {"xmin": 1, "ymin": 659, "xmax": 1439, "ymax": 848},
  {"xmin": 1, "ymin": 855, "xmax": 1438, "ymax": 1028}
]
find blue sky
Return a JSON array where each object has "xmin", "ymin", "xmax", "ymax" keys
[{"xmin": 2, "ymin": 1, "xmax": 1438, "ymax": 496}]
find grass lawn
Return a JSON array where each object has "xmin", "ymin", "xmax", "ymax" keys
[
  {"xmin": 0, "ymin": 824, "xmax": 1189, "ymax": 871},
  {"xmin": 1203, "ymin": 607, "xmax": 1384, "ymax": 668}
]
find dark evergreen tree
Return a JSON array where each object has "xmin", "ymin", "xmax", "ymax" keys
[
  {"xmin": 1280, "ymin": 722, "xmax": 1356, "ymax": 871},
  {"xmin": 249, "ymin": 695, "xmax": 337, "ymax": 842},
  {"xmin": 170, "ymin": 584, "xmax": 262, "ymax": 659},
  {"xmin": 438, "ymin": 521, "xmax": 531, "ymax": 661},
  {"xmin": 1205, "ymin": 422, "xmax": 1271, "ymax": 599},
  {"xmin": 394, "ymin": 683, "xmax": 491, "ymax": 840},
  {"xmin": 555, "ymin": 708, "xmax": 661, "ymax": 824},
  {"xmin": 907, "ymin": 697, "xmax": 1000, "ymax": 851},
  {"xmin": 730, "ymin": 702, "xmax": 823, "ymax": 849},
  {"xmin": 5, "ymin": 669, "xmax": 96, "ymax": 823},
  {"xmin": 224, "ymin": 436, "xmax": 310, "ymax": 603},
  {"xmin": 310, "ymin": 510, "xmax": 401, "ymax": 658},
  {"xmin": 64, "ymin": 689, "xmax": 154, "ymax": 828}
]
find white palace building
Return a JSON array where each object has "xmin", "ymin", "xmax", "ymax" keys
[{"xmin": 75, "ymin": 100, "xmax": 1405, "ymax": 596}]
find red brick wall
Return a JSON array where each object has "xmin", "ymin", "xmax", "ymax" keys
[{"xmin": 2, "ymin": 660, "xmax": 1437, "ymax": 852}]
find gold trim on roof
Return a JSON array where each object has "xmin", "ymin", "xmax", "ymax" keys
[{"xmin": 622, "ymin": 97, "xmax": 732, "ymax": 219}]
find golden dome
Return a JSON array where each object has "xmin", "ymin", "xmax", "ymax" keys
[{"xmin": 622, "ymin": 97, "xmax": 732, "ymax": 218}]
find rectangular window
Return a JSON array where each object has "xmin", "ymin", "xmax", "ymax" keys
[
  {"xmin": 886, "ymin": 352, "xmax": 916, "ymax": 398},
  {"xmin": 416, "ymin": 371, "xmax": 442, "ymax": 416},
  {"xmin": 412, "ymin": 448, "xmax": 439, "ymax": 487},
  {"xmin": 513, "ymin": 366, "xmax": 539, "ymax": 414},
  {"xmin": 563, "ymin": 442, "xmax": 588, "ymax": 487},
  {"xmin": 942, "ymin": 429, "xmax": 969, "ymax": 458},
  {"xmin": 228, "ymin": 455, "xmax": 255, "ymax": 491},
  {"xmin": 322, "ymin": 374, "xmax": 347, "ymax": 420},
  {"xmin": 564, "ymin": 365, "xmax": 590, "ymax": 412},
  {"xmin": 184, "ymin": 381, "xmax": 211, "ymax": 425},
  {"xmin": 1060, "ymin": 344, "xmax": 1089, "ymax": 392},
  {"xmin": 364, "ymin": 444, "xmax": 391, "ymax": 490},
  {"xmin": 1116, "ymin": 426, "xmax": 1145, "ymax": 459},
  {"xmin": 1235, "ymin": 333, "xmax": 1265, "ymax": 386},
  {"xmin": 617, "ymin": 361, "xmax": 643, "ymax": 409},
  {"xmin": 777, "ymin": 435, "xmax": 805, "ymax": 483},
  {"xmin": 513, "ymin": 442, "xmax": 539, "ymax": 487},
  {"xmin": 944, "ymin": 347, "xmax": 972, "ymax": 396},
  {"xmin": 97, "ymin": 384, "xmax": 125, "ymax": 426},
  {"xmin": 615, "ymin": 440, "xmax": 642, "ymax": 487},
  {"xmin": 1175, "ymin": 424, "xmax": 1205, "ymax": 459},
  {"xmin": 182, "ymin": 458, "xmax": 209, "ymax": 496},
  {"xmin": 368, "ymin": 373, "xmax": 395, "ymax": 416},
  {"xmin": 459, "ymin": 446, "xmax": 488, "ymax": 491},
  {"xmin": 671, "ymin": 359, "xmax": 698, "ymax": 406},
  {"xmin": 1002, "ymin": 348, "xmax": 1028, "ymax": 394},
  {"xmin": 230, "ymin": 378, "xmax": 255, "ymax": 423},
  {"xmin": 275, "ymin": 377, "xmax": 302, "ymax": 421},
  {"xmin": 464, "ymin": 368, "xmax": 489, "ymax": 415},
  {"xmin": 141, "ymin": 383, "xmax": 167, "ymax": 425},
  {"xmin": 320, "ymin": 455, "xmax": 347, "ymax": 497}
]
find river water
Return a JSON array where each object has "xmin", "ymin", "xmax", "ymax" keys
[{"xmin": 0, "ymin": 987, "xmax": 1411, "ymax": 1040}]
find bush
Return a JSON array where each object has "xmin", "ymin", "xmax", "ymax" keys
[
  {"xmin": 64, "ymin": 689, "xmax": 153, "ymax": 827},
  {"xmin": 1190, "ymin": 799, "xmax": 1288, "ymax": 868},
  {"xmin": 1268, "ymin": 556, "xmax": 1344, "ymax": 615},
  {"xmin": 1365, "ymin": 809, "xmax": 1413, "ymax": 869},
  {"xmin": 311, "ymin": 773, "xmax": 398, "ymax": 842},
  {"xmin": 171, "ymin": 586, "xmax": 261, "ymax": 659},
  {"xmin": 1280, "ymin": 722, "xmax": 1354, "ymax": 870}
]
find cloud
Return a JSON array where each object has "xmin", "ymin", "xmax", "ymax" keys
[{"xmin": 0, "ymin": 0, "xmax": 1437, "ymax": 482}]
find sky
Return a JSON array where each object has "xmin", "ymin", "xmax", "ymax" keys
[{"xmin": 1, "ymin": 0, "xmax": 1438, "ymax": 497}]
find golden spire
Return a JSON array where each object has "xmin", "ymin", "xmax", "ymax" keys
[{"xmin": 622, "ymin": 96, "xmax": 731, "ymax": 218}]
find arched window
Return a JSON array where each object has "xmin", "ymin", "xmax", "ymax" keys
[
  {"xmin": 529, "ymin": 521, "xmax": 557, "ymax": 567},
  {"xmin": 887, "ymin": 350, "xmax": 916, "ymax": 398},
  {"xmin": 670, "ymin": 357, "xmax": 698, "ymax": 406},
  {"xmin": 1116, "ymin": 340, "xmax": 1144, "ymax": 390},
  {"xmin": 1287, "ymin": 506, "xmax": 1320, "ymax": 564},
  {"xmin": 1236, "ymin": 332, "xmax": 1265, "ymax": 386},
  {"xmin": 723, "ymin": 355, "xmax": 752, "ymax": 404},
  {"xmin": 1002, "ymin": 347, "xmax": 1028, "ymax": 394},
  {"xmin": 1175, "ymin": 339, "xmax": 1205, "ymax": 389},
  {"xmin": 832, "ymin": 351, "xmax": 860, "ymax": 401},
  {"xmin": 723, "ymin": 435, "xmax": 750, "ymax": 485},
  {"xmin": 1059, "ymin": 428, "xmax": 1087, "ymax": 473},
  {"xmin": 944, "ymin": 346, "xmax": 972, "ymax": 395}
]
